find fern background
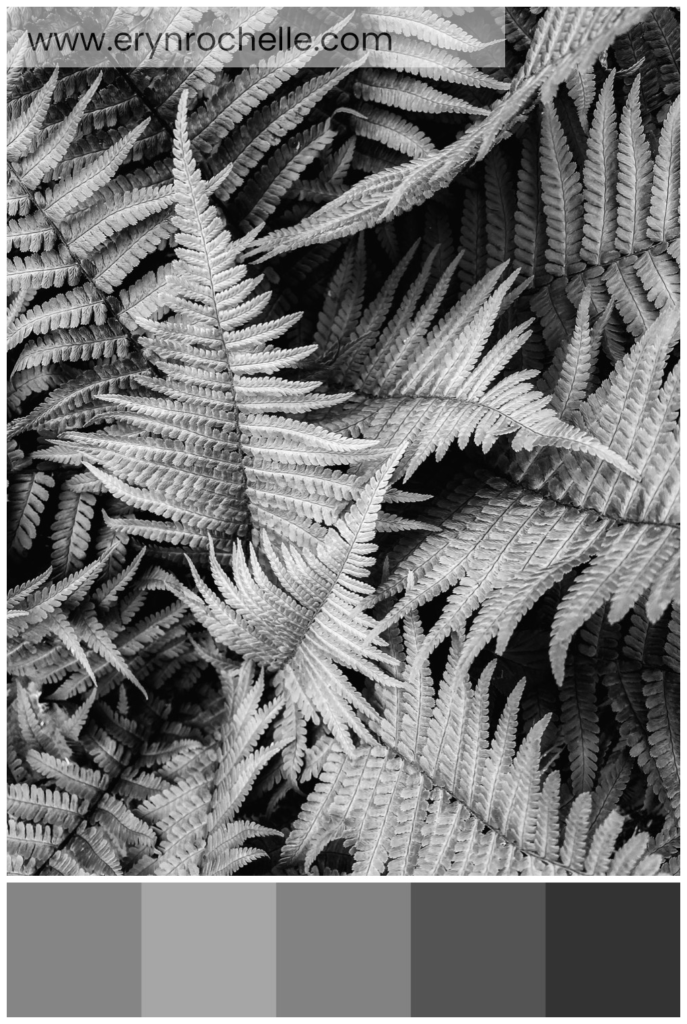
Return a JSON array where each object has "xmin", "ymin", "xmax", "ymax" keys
[{"xmin": 7, "ymin": 6, "xmax": 679, "ymax": 876}]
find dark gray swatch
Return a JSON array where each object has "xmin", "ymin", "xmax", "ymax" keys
[
  {"xmin": 7, "ymin": 881, "xmax": 142, "ymax": 1017},
  {"xmin": 412, "ymin": 882, "xmax": 546, "ymax": 1016},
  {"xmin": 546, "ymin": 882, "xmax": 680, "ymax": 1017},
  {"xmin": 141, "ymin": 883, "xmax": 276, "ymax": 1016},
  {"xmin": 277, "ymin": 883, "xmax": 411, "ymax": 1017}
]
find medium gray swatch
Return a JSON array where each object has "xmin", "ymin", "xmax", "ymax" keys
[
  {"xmin": 277, "ymin": 882, "xmax": 411, "ymax": 1017},
  {"xmin": 8, "ymin": 882, "xmax": 142, "ymax": 1017}
]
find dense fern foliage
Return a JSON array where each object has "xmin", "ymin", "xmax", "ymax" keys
[{"xmin": 7, "ymin": 7, "xmax": 679, "ymax": 876}]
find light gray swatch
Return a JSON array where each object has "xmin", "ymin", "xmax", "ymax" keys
[
  {"xmin": 7, "ymin": 882, "xmax": 142, "ymax": 1017},
  {"xmin": 277, "ymin": 883, "xmax": 411, "ymax": 1017},
  {"xmin": 141, "ymin": 883, "xmax": 276, "ymax": 1016}
]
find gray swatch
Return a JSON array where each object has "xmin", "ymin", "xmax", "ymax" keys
[
  {"xmin": 546, "ymin": 882, "xmax": 680, "ymax": 1017},
  {"xmin": 141, "ymin": 883, "xmax": 276, "ymax": 1016},
  {"xmin": 8, "ymin": 882, "xmax": 142, "ymax": 1017},
  {"xmin": 412, "ymin": 882, "xmax": 546, "ymax": 1016},
  {"xmin": 277, "ymin": 882, "xmax": 411, "ymax": 1017}
]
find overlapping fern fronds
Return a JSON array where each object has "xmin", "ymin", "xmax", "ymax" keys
[
  {"xmin": 318, "ymin": 248, "xmax": 637, "ymax": 481},
  {"xmin": 282, "ymin": 614, "xmax": 662, "ymax": 875},
  {"xmin": 375, "ymin": 305, "xmax": 679, "ymax": 683},
  {"xmin": 249, "ymin": 7, "xmax": 652, "ymax": 258},
  {"xmin": 40, "ymin": 91, "xmax": 380, "ymax": 553},
  {"xmin": 147, "ymin": 451, "xmax": 406, "ymax": 757},
  {"xmin": 8, "ymin": 7, "xmax": 679, "ymax": 876}
]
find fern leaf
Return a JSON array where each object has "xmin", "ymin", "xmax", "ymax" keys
[
  {"xmin": 7, "ymin": 819, "xmax": 64, "ymax": 865},
  {"xmin": 352, "ymin": 105, "xmax": 436, "ymax": 159},
  {"xmin": 7, "ymin": 248, "xmax": 81, "ymax": 292},
  {"xmin": 484, "ymin": 150, "xmax": 515, "ymax": 270},
  {"xmin": 283, "ymin": 642, "xmax": 657, "ymax": 876},
  {"xmin": 8, "ymin": 284, "xmax": 109, "ymax": 350},
  {"xmin": 41, "ymin": 120, "xmax": 151, "ymax": 222},
  {"xmin": 63, "ymin": 822, "xmax": 123, "ymax": 875},
  {"xmin": 581, "ymin": 72, "xmax": 618, "ymax": 265},
  {"xmin": 8, "ymin": 209, "xmax": 58, "ymax": 253},
  {"xmin": 560, "ymin": 654, "xmax": 600, "ymax": 794},
  {"xmin": 10, "ymin": 361, "xmax": 143, "ymax": 437},
  {"xmin": 239, "ymin": 122, "xmax": 338, "ymax": 229},
  {"xmin": 544, "ymin": 286, "xmax": 600, "ymax": 416},
  {"xmin": 11, "ymin": 321, "xmax": 129, "ymax": 375},
  {"xmin": 51, "ymin": 486, "xmax": 97, "ymax": 575},
  {"xmin": 376, "ymin": 303, "xmax": 678, "ymax": 681},
  {"xmin": 590, "ymin": 749, "xmax": 633, "ymax": 830},
  {"xmin": 7, "ymin": 69, "xmax": 59, "ymax": 162},
  {"xmin": 646, "ymin": 95, "xmax": 680, "ymax": 244},
  {"xmin": 250, "ymin": 9, "xmax": 649, "ymax": 257},
  {"xmin": 354, "ymin": 69, "xmax": 489, "ymax": 117},
  {"xmin": 8, "ymin": 783, "xmax": 83, "ymax": 830},
  {"xmin": 13, "ymin": 74, "xmax": 102, "ymax": 189},
  {"xmin": 540, "ymin": 103, "xmax": 584, "ymax": 276},
  {"xmin": 93, "ymin": 793, "xmax": 157, "ymax": 851},
  {"xmin": 153, "ymin": 450, "xmax": 404, "ymax": 754},
  {"xmin": 9, "ymin": 469, "xmax": 55, "ymax": 553},
  {"xmin": 134, "ymin": 660, "xmax": 283, "ymax": 875},
  {"xmin": 642, "ymin": 668, "xmax": 680, "ymax": 824},
  {"xmin": 325, "ymin": 256, "xmax": 634, "ymax": 480},
  {"xmin": 361, "ymin": 8, "xmax": 491, "ymax": 54},
  {"xmin": 48, "ymin": 91, "xmax": 378, "ymax": 550},
  {"xmin": 189, "ymin": 15, "xmax": 355, "ymax": 153},
  {"xmin": 567, "ymin": 66, "xmax": 596, "ymax": 132},
  {"xmin": 513, "ymin": 133, "xmax": 547, "ymax": 281},
  {"xmin": 615, "ymin": 76, "xmax": 653, "ymax": 255},
  {"xmin": 211, "ymin": 65, "xmax": 360, "ymax": 203}
]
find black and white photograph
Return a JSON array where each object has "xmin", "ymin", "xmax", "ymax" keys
[{"xmin": 7, "ymin": 5, "xmax": 680, "ymax": 878}]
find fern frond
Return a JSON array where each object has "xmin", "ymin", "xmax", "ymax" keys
[
  {"xmin": 7, "ymin": 819, "xmax": 64, "ymax": 866},
  {"xmin": 353, "ymin": 69, "xmax": 489, "ymax": 117},
  {"xmin": 8, "ymin": 783, "xmax": 83, "ymax": 830},
  {"xmin": 49, "ymin": 486, "xmax": 96, "ymax": 575},
  {"xmin": 10, "ymin": 361, "xmax": 144, "ymax": 438},
  {"xmin": 209, "ymin": 64, "xmax": 360, "ymax": 203},
  {"xmin": 537, "ymin": 79, "xmax": 679, "ymax": 339},
  {"xmin": 8, "ymin": 548, "xmax": 154, "ymax": 696},
  {"xmin": 250, "ymin": 8, "xmax": 649, "ymax": 257},
  {"xmin": 580, "ymin": 72, "xmax": 619, "ymax": 266},
  {"xmin": 540, "ymin": 102, "xmax": 584, "ymax": 276},
  {"xmin": 647, "ymin": 96, "xmax": 680, "ymax": 245},
  {"xmin": 560, "ymin": 653, "xmax": 600, "ymax": 795},
  {"xmin": 9, "ymin": 468, "xmax": 55, "ymax": 553},
  {"xmin": 8, "ymin": 284, "xmax": 109, "ymax": 350},
  {"xmin": 352, "ymin": 105, "xmax": 437, "ymax": 159},
  {"xmin": 361, "ymin": 9, "xmax": 491, "ymax": 55},
  {"xmin": 238, "ymin": 122, "xmax": 338, "ymax": 229},
  {"xmin": 47, "ymin": 91, "xmax": 379, "ymax": 552},
  {"xmin": 283, "ymin": 631, "xmax": 659, "ymax": 876},
  {"xmin": 322, "ymin": 254, "xmax": 635, "ymax": 481},
  {"xmin": 604, "ymin": 645, "xmax": 680, "ymax": 829},
  {"xmin": 137, "ymin": 661, "xmax": 282, "ymax": 875},
  {"xmin": 7, "ymin": 248, "xmax": 81, "ymax": 292},
  {"xmin": 542, "ymin": 286, "xmax": 600, "ymax": 417},
  {"xmin": 615, "ymin": 76, "xmax": 653, "ymax": 256},
  {"xmin": 11, "ymin": 320, "xmax": 129, "ymax": 375},
  {"xmin": 151, "ymin": 450, "xmax": 405, "ymax": 754},
  {"xmin": 376, "ymin": 306, "xmax": 678, "ymax": 682}
]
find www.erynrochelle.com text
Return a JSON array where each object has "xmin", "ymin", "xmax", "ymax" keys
[{"xmin": 26, "ymin": 26, "xmax": 393, "ymax": 58}]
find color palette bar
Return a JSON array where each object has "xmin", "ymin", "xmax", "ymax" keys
[{"xmin": 7, "ymin": 882, "xmax": 680, "ymax": 1017}]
